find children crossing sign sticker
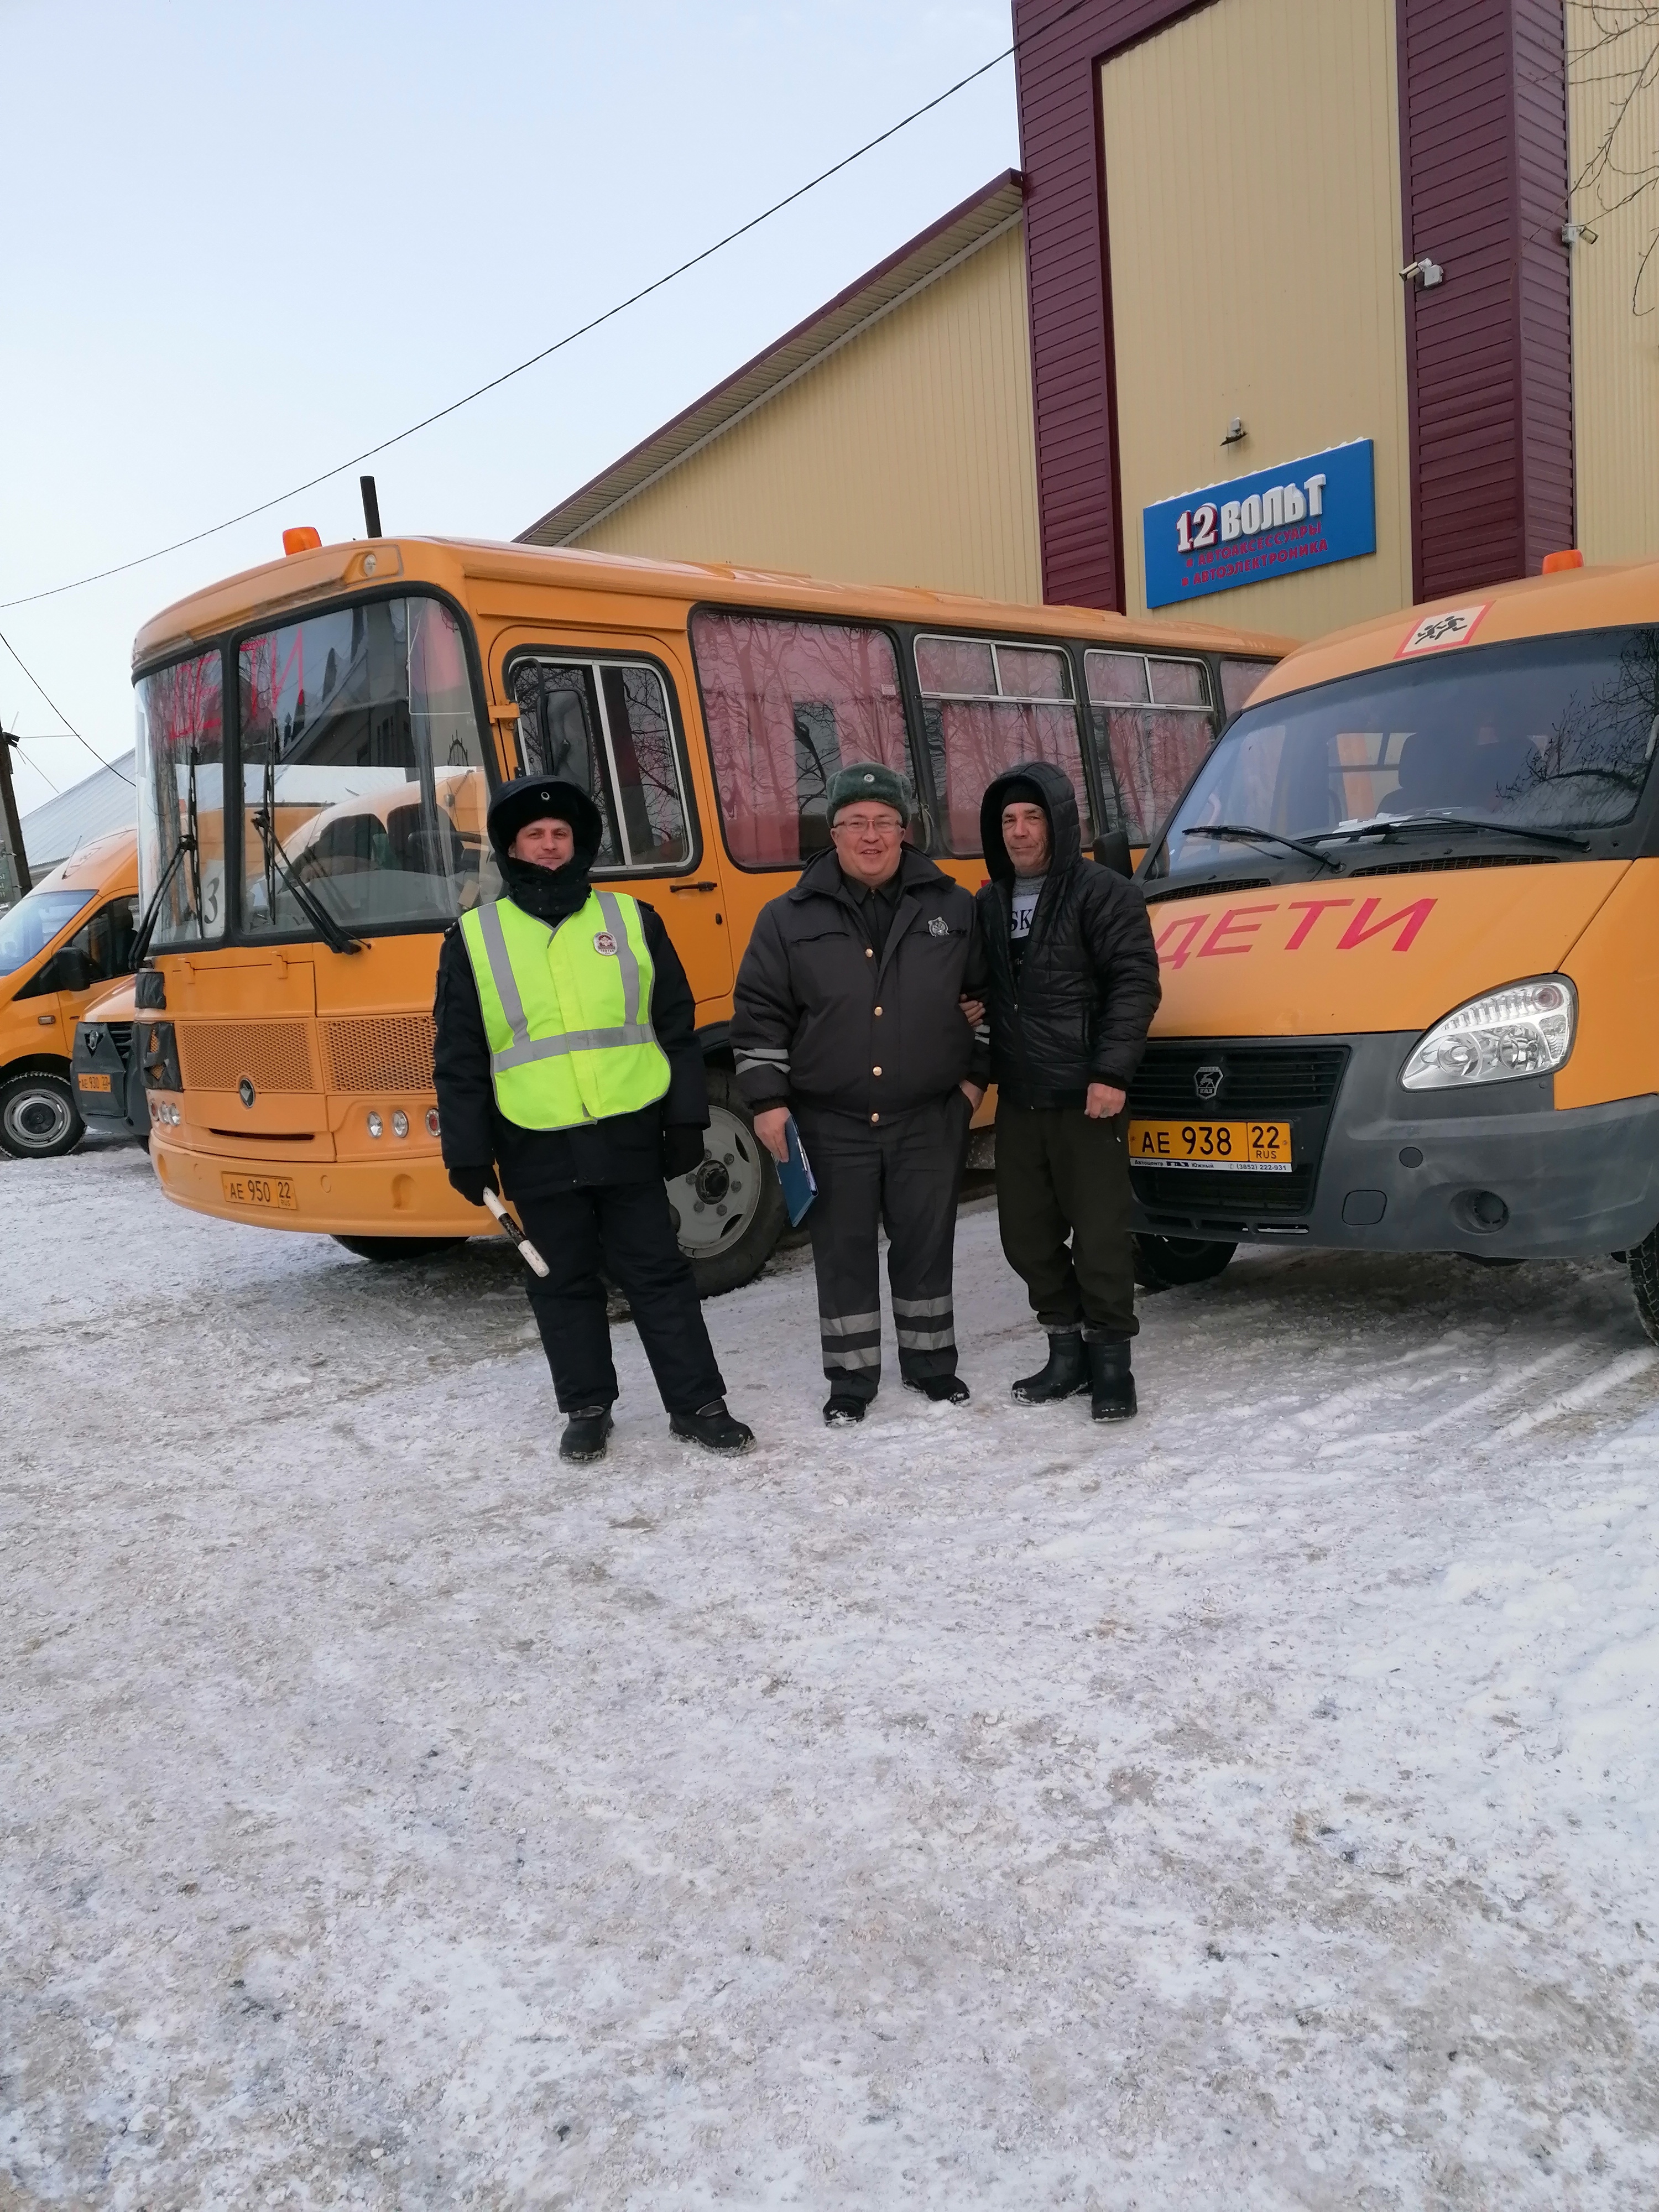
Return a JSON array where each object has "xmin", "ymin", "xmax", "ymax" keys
[{"xmin": 1142, "ymin": 439, "xmax": 1376, "ymax": 608}]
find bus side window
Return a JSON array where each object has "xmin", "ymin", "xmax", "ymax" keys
[
  {"xmin": 914, "ymin": 635, "xmax": 1092, "ymax": 855},
  {"xmin": 689, "ymin": 611, "xmax": 910, "ymax": 869},
  {"xmin": 1084, "ymin": 652, "xmax": 1217, "ymax": 847},
  {"xmin": 509, "ymin": 656, "xmax": 690, "ymax": 873}
]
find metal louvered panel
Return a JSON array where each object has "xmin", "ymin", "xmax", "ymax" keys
[
  {"xmin": 178, "ymin": 1021, "xmax": 316, "ymax": 1094},
  {"xmin": 1129, "ymin": 1045, "xmax": 1349, "ymax": 1114},
  {"xmin": 108, "ymin": 1022, "xmax": 135, "ymax": 1071},
  {"xmin": 322, "ymin": 1016, "xmax": 437, "ymax": 1094}
]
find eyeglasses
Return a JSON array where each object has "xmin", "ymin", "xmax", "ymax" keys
[{"xmin": 832, "ymin": 814, "xmax": 903, "ymax": 837}]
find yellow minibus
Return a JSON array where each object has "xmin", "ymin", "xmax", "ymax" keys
[
  {"xmin": 131, "ymin": 535, "xmax": 1288, "ymax": 1288},
  {"xmin": 1129, "ymin": 556, "xmax": 1659, "ymax": 1329},
  {"xmin": 0, "ymin": 828, "xmax": 139, "ymax": 1156}
]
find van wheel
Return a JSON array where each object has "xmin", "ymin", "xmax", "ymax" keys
[
  {"xmin": 1133, "ymin": 1233, "xmax": 1236, "ymax": 1292},
  {"xmin": 670, "ymin": 1070, "xmax": 787, "ymax": 1297},
  {"xmin": 0, "ymin": 1070, "xmax": 84, "ymax": 1159},
  {"xmin": 1628, "ymin": 1227, "xmax": 1659, "ymax": 1345},
  {"xmin": 332, "ymin": 1235, "xmax": 470, "ymax": 1262}
]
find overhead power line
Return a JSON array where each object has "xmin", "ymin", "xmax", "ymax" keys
[
  {"xmin": 0, "ymin": 628, "xmax": 132, "ymax": 784},
  {"xmin": 0, "ymin": 33, "xmax": 1027, "ymax": 617}
]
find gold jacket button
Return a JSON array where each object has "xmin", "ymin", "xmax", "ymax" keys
[
  {"xmin": 874, "ymin": 1005, "xmax": 883, "ymax": 1016},
  {"xmin": 873, "ymin": 1066, "xmax": 882, "ymax": 1076},
  {"xmin": 870, "ymin": 1112, "xmax": 880, "ymax": 1124},
  {"xmin": 865, "ymin": 947, "xmax": 874, "ymax": 958}
]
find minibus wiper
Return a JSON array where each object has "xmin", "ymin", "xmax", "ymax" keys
[
  {"xmin": 252, "ymin": 758, "xmax": 363, "ymax": 955},
  {"xmin": 1330, "ymin": 812, "xmax": 1590, "ymax": 852},
  {"xmin": 1185, "ymin": 824, "xmax": 1343, "ymax": 872}
]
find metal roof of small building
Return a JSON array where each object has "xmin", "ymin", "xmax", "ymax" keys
[
  {"xmin": 518, "ymin": 171, "xmax": 1026, "ymax": 549},
  {"xmin": 21, "ymin": 751, "xmax": 137, "ymax": 874}
]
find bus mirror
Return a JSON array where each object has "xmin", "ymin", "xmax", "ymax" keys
[{"xmin": 1092, "ymin": 828, "xmax": 1133, "ymax": 878}]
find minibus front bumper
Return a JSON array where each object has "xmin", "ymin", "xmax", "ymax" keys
[{"xmin": 1129, "ymin": 1032, "xmax": 1659, "ymax": 1259}]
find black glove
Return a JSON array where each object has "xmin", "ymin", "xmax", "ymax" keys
[
  {"xmin": 662, "ymin": 1125, "xmax": 707, "ymax": 1180},
  {"xmin": 447, "ymin": 1162, "xmax": 499, "ymax": 1208}
]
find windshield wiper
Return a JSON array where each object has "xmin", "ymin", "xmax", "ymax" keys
[
  {"xmin": 252, "ymin": 756, "xmax": 363, "ymax": 955},
  {"xmin": 1182, "ymin": 823, "xmax": 1343, "ymax": 872},
  {"xmin": 1328, "ymin": 812, "xmax": 1590, "ymax": 853},
  {"xmin": 131, "ymin": 745, "xmax": 202, "ymax": 968}
]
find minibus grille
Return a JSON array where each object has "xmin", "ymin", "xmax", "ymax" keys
[
  {"xmin": 107, "ymin": 1022, "xmax": 134, "ymax": 1070},
  {"xmin": 1128, "ymin": 1042, "xmax": 1348, "ymax": 1226},
  {"xmin": 1345, "ymin": 853, "xmax": 1559, "ymax": 880},
  {"xmin": 322, "ymin": 1016, "xmax": 437, "ymax": 1094},
  {"xmin": 1144, "ymin": 878, "xmax": 1271, "ymax": 905},
  {"xmin": 177, "ymin": 1021, "xmax": 317, "ymax": 1094}
]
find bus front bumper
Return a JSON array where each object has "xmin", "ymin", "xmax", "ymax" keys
[
  {"xmin": 1131, "ymin": 1032, "xmax": 1659, "ymax": 1260},
  {"xmin": 149, "ymin": 1136, "xmax": 484, "ymax": 1239}
]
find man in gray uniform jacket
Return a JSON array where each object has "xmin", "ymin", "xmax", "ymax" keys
[{"xmin": 732, "ymin": 764, "xmax": 989, "ymax": 1424}]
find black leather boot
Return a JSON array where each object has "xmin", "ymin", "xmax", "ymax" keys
[
  {"xmin": 1086, "ymin": 1338, "xmax": 1138, "ymax": 1422},
  {"xmin": 560, "ymin": 1406, "xmax": 614, "ymax": 1462},
  {"xmin": 904, "ymin": 1374, "xmax": 970, "ymax": 1404},
  {"xmin": 1011, "ymin": 1332, "xmax": 1089, "ymax": 1404},
  {"xmin": 823, "ymin": 1391, "xmax": 867, "ymax": 1426},
  {"xmin": 670, "ymin": 1398, "xmax": 755, "ymax": 1453}
]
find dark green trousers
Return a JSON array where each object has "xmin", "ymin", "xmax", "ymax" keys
[{"xmin": 995, "ymin": 1104, "xmax": 1138, "ymax": 1340}]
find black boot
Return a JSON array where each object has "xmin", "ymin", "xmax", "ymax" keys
[
  {"xmin": 823, "ymin": 1391, "xmax": 867, "ymax": 1426},
  {"xmin": 904, "ymin": 1373, "xmax": 970, "ymax": 1405},
  {"xmin": 1087, "ymin": 1338, "xmax": 1138, "ymax": 1422},
  {"xmin": 560, "ymin": 1406, "xmax": 614, "ymax": 1462},
  {"xmin": 670, "ymin": 1397, "xmax": 754, "ymax": 1453},
  {"xmin": 1011, "ymin": 1332, "xmax": 1088, "ymax": 1404}
]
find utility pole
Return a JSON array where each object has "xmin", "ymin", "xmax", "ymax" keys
[{"xmin": 0, "ymin": 724, "xmax": 33, "ymax": 908}]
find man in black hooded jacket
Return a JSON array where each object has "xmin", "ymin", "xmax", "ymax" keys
[
  {"xmin": 976, "ymin": 761, "xmax": 1161, "ymax": 1419},
  {"xmin": 433, "ymin": 776, "xmax": 752, "ymax": 1461}
]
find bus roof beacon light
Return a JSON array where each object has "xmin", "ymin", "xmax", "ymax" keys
[
  {"xmin": 282, "ymin": 526, "xmax": 322, "ymax": 556},
  {"xmin": 1400, "ymin": 977, "xmax": 1577, "ymax": 1091},
  {"xmin": 1542, "ymin": 549, "xmax": 1585, "ymax": 573}
]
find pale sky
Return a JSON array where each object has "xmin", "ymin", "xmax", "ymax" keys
[{"xmin": 1, "ymin": 0, "xmax": 1015, "ymax": 813}]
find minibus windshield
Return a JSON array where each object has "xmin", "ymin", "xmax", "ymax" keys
[
  {"xmin": 1149, "ymin": 625, "xmax": 1659, "ymax": 883},
  {"xmin": 0, "ymin": 887, "xmax": 94, "ymax": 976}
]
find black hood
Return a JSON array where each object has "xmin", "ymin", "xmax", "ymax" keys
[{"xmin": 979, "ymin": 759, "xmax": 1082, "ymax": 884}]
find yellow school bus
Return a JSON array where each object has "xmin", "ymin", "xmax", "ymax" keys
[
  {"xmin": 131, "ymin": 534, "xmax": 1288, "ymax": 1287},
  {"xmin": 0, "ymin": 828, "xmax": 139, "ymax": 1156},
  {"xmin": 1129, "ymin": 555, "xmax": 1659, "ymax": 1329}
]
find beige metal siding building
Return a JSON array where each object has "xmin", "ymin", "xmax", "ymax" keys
[{"xmin": 523, "ymin": 176, "xmax": 1043, "ymax": 607}]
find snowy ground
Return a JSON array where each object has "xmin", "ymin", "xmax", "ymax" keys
[{"xmin": 4, "ymin": 1141, "xmax": 1659, "ymax": 2210}]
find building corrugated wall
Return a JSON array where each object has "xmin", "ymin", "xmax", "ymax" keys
[
  {"xmin": 568, "ymin": 221, "xmax": 1043, "ymax": 605},
  {"xmin": 1099, "ymin": 0, "xmax": 1414, "ymax": 634},
  {"xmin": 1568, "ymin": 1, "xmax": 1659, "ymax": 566}
]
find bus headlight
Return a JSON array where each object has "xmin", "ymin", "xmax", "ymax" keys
[{"xmin": 1400, "ymin": 976, "xmax": 1577, "ymax": 1090}]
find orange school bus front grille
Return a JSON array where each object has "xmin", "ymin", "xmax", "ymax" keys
[
  {"xmin": 321, "ymin": 1015, "xmax": 436, "ymax": 1094},
  {"xmin": 177, "ymin": 1020, "xmax": 317, "ymax": 1094}
]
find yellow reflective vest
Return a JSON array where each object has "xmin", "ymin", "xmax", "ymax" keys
[{"xmin": 460, "ymin": 889, "xmax": 670, "ymax": 1129}]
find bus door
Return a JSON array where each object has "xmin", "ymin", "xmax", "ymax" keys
[{"xmin": 499, "ymin": 635, "xmax": 732, "ymax": 1011}]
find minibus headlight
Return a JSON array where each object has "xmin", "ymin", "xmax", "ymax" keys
[{"xmin": 1400, "ymin": 977, "xmax": 1577, "ymax": 1090}]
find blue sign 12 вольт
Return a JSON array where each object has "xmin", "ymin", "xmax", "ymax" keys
[{"xmin": 1142, "ymin": 439, "xmax": 1376, "ymax": 608}]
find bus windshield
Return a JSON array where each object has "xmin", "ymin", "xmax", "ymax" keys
[
  {"xmin": 0, "ymin": 886, "xmax": 94, "ymax": 976},
  {"xmin": 238, "ymin": 595, "xmax": 490, "ymax": 935},
  {"xmin": 135, "ymin": 649, "xmax": 225, "ymax": 943},
  {"xmin": 1149, "ymin": 625, "xmax": 1659, "ymax": 883}
]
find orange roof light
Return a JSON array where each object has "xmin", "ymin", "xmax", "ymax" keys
[
  {"xmin": 282, "ymin": 525, "xmax": 322, "ymax": 556},
  {"xmin": 1541, "ymin": 548, "xmax": 1584, "ymax": 573}
]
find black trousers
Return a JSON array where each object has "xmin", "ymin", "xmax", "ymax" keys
[
  {"xmin": 995, "ymin": 1104, "xmax": 1138, "ymax": 1341},
  {"xmin": 796, "ymin": 1093, "xmax": 971, "ymax": 1403},
  {"xmin": 514, "ymin": 1181, "xmax": 724, "ymax": 1416}
]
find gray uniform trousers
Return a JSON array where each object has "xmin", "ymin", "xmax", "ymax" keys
[{"xmin": 795, "ymin": 1091, "xmax": 972, "ymax": 1402}]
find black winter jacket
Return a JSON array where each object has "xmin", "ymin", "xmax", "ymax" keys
[
  {"xmin": 732, "ymin": 847, "xmax": 989, "ymax": 1120},
  {"xmin": 432, "ymin": 890, "xmax": 708, "ymax": 1198},
  {"xmin": 975, "ymin": 760, "xmax": 1161, "ymax": 1108}
]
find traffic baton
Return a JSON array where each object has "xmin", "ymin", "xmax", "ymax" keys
[{"xmin": 482, "ymin": 1188, "xmax": 550, "ymax": 1278}]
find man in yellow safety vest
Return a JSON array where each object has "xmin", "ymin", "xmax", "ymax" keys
[{"xmin": 433, "ymin": 777, "xmax": 753, "ymax": 1460}]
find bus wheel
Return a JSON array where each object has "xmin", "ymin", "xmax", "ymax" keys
[
  {"xmin": 670, "ymin": 1070, "xmax": 786, "ymax": 1298},
  {"xmin": 1133, "ymin": 1233, "xmax": 1236, "ymax": 1292},
  {"xmin": 0, "ymin": 1070, "xmax": 84, "ymax": 1159},
  {"xmin": 1628, "ymin": 1228, "xmax": 1659, "ymax": 1346},
  {"xmin": 331, "ymin": 1235, "xmax": 471, "ymax": 1262}
]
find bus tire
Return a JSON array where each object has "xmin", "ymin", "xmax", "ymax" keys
[
  {"xmin": 331, "ymin": 1235, "xmax": 471, "ymax": 1262},
  {"xmin": 0, "ymin": 1068, "xmax": 84, "ymax": 1159},
  {"xmin": 1628, "ymin": 1229, "xmax": 1659, "ymax": 1346},
  {"xmin": 1133, "ymin": 1233, "xmax": 1236, "ymax": 1292},
  {"xmin": 672, "ymin": 1068, "xmax": 786, "ymax": 1298}
]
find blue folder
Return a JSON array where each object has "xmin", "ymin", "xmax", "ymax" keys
[{"xmin": 773, "ymin": 1115, "xmax": 817, "ymax": 1226}]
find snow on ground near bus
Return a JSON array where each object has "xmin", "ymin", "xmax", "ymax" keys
[{"xmin": 4, "ymin": 1144, "xmax": 1659, "ymax": 2212}]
